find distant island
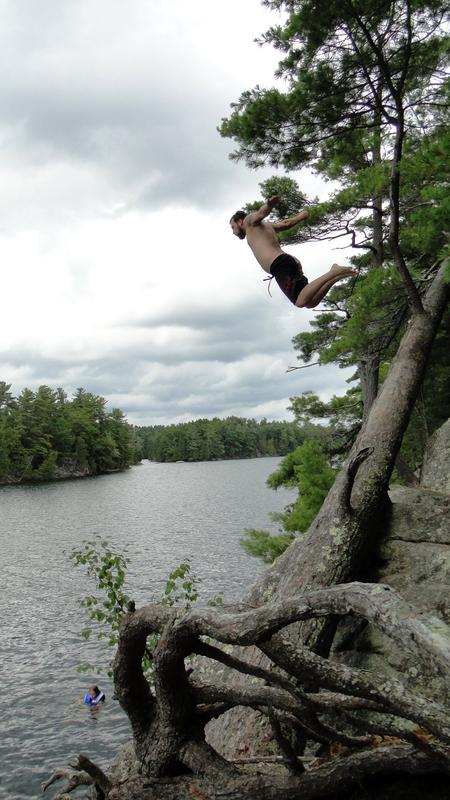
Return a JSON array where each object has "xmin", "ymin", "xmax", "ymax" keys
[
  {"xmin": 135, "ymin": 417, "xmax": 320, "ymax": 462},
  {"xmin": 0, "ymin": 383, "xmax": 140, "ymax": 485}
]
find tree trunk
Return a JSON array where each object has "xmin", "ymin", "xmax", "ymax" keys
[
  {"xmin": 207, "ymin": 260, "xmax": 448, "ymax": 756},
  {"xmin": 357, "ymin": 95, "xmax": 383, "ymax": 423},
  {"xmin": 358, "ymin": 353, "xmax": 380, "ymax": 423}
]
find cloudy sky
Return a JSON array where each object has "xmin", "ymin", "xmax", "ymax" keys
[{"xmin": 0, "ymin": 0, "xmax": 353, "ymax": 426}]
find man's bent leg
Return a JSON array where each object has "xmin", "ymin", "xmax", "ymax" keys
[{"xmin": 296, "ymin": 265, "xmax": 355, "ymax": 308}]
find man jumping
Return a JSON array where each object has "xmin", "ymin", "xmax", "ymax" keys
[{"xmin": 230, "ymin": 195, "xmax": 355, "ymax": 308}]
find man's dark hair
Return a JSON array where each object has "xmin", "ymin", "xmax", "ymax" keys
[{"xmin": 230, "ymin": 210, "xmax": 246, "ymax": 223}]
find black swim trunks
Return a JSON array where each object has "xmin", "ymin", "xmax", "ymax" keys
[{"xmin": 270, "ymin": 253, "xmax": 308, "ymax": 305}]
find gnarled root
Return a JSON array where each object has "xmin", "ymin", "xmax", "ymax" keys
[
  {"xmin": 43, "ymin": 755, "xmax": 111, "ymax": 800},
  {"xmin": 42, "ymin": 766, "xmax": 92, "ymax": 798},
  {"xmin": 45, "ymin": 582, "xmax": 450, "ymax": 797}
]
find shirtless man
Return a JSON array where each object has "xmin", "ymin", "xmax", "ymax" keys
[{"xmin": 230, "ymin": 195, "xmax": 355, "ymax": 308}]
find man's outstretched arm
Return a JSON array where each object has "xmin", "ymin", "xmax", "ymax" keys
[
  {"xmin": 272, "ymin": 208, "xmax": 309, "ymax": 232},
  {"xmin": 244, "ymin": 195, "xmax": 280, "ymax": 226}
]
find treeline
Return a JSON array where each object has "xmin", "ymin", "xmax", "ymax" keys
[
  {"xmin": 0, "ymin": 383, "xmax": 140, "ymax": 484},
  {"xmin": 135, "ymin": 417, "xmax": 321, "ymax": 462}
]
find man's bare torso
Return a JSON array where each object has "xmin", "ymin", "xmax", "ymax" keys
[{"xmin": 245, "ymin": 220, "xmax": 283, "ymax": 273}]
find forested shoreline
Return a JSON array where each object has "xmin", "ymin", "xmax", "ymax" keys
[
  {"xmin": 0, "ymin": 383, "xmax": 140, "ymax": 485},
  {"xmin": 0, "ymin": 383, "xmax": 321, "ymax": 481},
  {"xmin": 135, "ymin": 417, "xmax": 320, "ymax": 462}
]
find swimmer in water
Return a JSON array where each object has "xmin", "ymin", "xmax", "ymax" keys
[{"xmin": 83, "ymin": 685, "xmax": 105, "ymax": 706}]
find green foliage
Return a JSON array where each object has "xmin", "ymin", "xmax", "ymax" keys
[
  {"xmin": 220, "ymin": 0, "xmax": 447, "ymax": 177},
  {"xmin": 241, "ymin": 440, "xmax": 335, "ymax": 563},
  {"xmin": 135, "ymin": 416, "xmax": 316, "ymax": 463},
  {"xmin": 161, "ymin": 562, "xmax": 200, "ymax": 607},
  {"xmin": 240, "ymin": 528, "xmax": 294, "ymax": 563},
  {"xmin": 0, "ymin": 384, "xmax": 139, "ymax": 484},
  {"xmin": 241, "ymin": 176, "xmax": 310, "ymax": 243},
  {"xmin": 326, "ymin": 268, "xmax": 406, "ymax": 365},
  {"xmin": 71, "ymin": 539, "xmax": 201, "ymax": 681},
  {"xmin": 70, "ymin": 540, "xmax": 129, "ymax": 663},
  {"xmin": 272, "ymin": 440, "xmax": 336, "ymax": 533},
  {"xmin": 289, "ymin": 388, "xmax": 362, "ymax": 457},
  {"xmin": 290, "ymin": 266, "xmax": 409, "ymax": 378},
  {"xmin": 400, "ymin": 127, "xmax": 450, "ymax": 262}
]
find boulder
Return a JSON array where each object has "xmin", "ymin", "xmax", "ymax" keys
[{"xmin": 420, "ymin": 416, "xmax": 450, "ymax": 495}]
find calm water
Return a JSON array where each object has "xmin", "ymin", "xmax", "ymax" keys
[{"xmin": 0, "ymin": 458, "xmax": 292, "ymax": 799}]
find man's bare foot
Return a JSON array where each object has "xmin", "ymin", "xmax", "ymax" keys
[{"xmin": 330, "ymin": 263, "xmax": 356, "ymax": 277}]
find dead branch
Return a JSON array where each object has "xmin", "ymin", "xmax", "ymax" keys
[
  {"xmin": 261, "ymin": 636, "xmax": 450, "ymax": 744},
  {"xmin": 172, "ymin": 582, "xmax": 450, "ymax": 679},
  {"xmin": 41, "ymin": 767, "xmax": 93, "ymax": 798},
  {"xmin": 286, "ymin": 360, "xmax": 320, "ymax": 372},
  {"xmin": 267, "ymin": 706, "xmax": 305, "ymax": 774}
]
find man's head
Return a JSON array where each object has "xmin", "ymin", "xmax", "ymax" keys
[{"xmin": 230, "ymin": 210, "xmax": 246, "ymax": 239}]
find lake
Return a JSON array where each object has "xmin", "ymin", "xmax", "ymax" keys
[{"xmin": 0, "ymin": 457, "xmax": 293, "ymax": 799}]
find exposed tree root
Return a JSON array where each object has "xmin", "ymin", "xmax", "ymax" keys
[
  {"xmin": 45, "ymin": 581, "xmax": 450, "ymax": 798},
  {"xmin": 46, "ymin": 744, "xmax": 449, "ymax": 799}
]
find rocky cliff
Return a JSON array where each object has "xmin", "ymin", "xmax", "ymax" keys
[{"xmin": 333, "ymin": 417, "xmax": 450, "ymax": 700}]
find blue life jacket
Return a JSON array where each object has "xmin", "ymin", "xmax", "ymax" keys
[{"xmin": 84, "ymin": 690, "xmax": 105, "ymax": 705}]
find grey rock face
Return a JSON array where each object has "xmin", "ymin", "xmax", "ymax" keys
[
  {"xmin": 420, "ymin": 416, "xmax": 450, "ymax": 495},
  {"xmin": 387, "ymin": 485, "xmax": 450, "ymax": 545},
  {"xmin": 53, "ymin": 456, "xmax": 91, "ymax": 480},
  {"xmin": 334, "ymin": 419, "xmax": 450, "ymax": 695}
]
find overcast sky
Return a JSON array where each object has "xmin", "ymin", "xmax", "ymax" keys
[{"xmin": 0, "ymin": 0, "xmax": 353, "ymax": 426}]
